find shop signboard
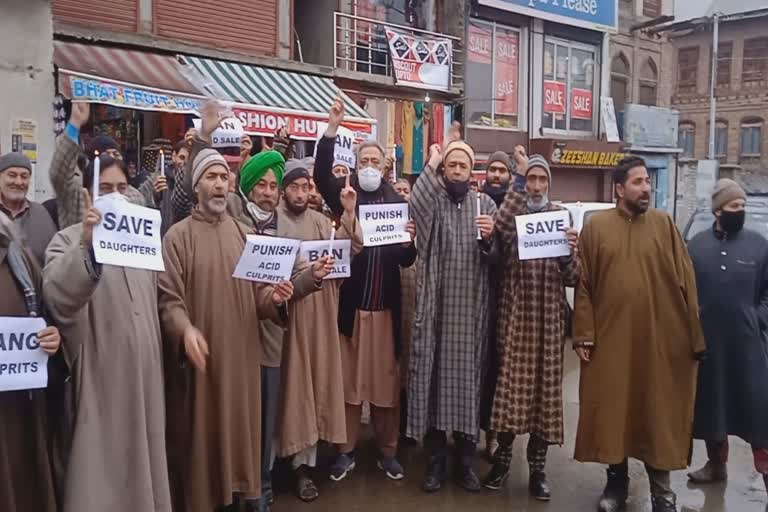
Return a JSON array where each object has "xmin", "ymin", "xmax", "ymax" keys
[
  {"xmin": 544, "ymin": 81, "xmax": 567, "ymax": 115},
  {"xmin": 571, "ymin": 88, "xmax": 593, "ymax": 120},
  {"xmin": 385, "ymin": 27, "xmax": 453, "ymax": 91},
  {"xmin": 66, "ymin": 74, "xmax": 203, "ymax": 113},
  {"xmin": 494, "ymin": 30, "xmax": 520, "ymax": 116},
  {"xmin": 478, "ymin": 0, "xmax": 618, "ymax": 33},
  {"xmin": 233, "ymin": 107, "xmax": 375, "ymax": 142}
]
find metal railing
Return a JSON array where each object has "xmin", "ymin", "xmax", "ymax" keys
[{"xmin": 333, "ymin": 11, "xmax": 463, "ymax": 90}]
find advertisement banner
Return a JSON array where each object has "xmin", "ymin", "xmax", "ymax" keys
[
  {"xmin": 233, "ymin": 107, "xmax": 375, "ymax": 141},
  {"xmin": 385, "ymin": 28, "xmax": 453, "ymax": 91},
  {"xmin": 543, "ymin": 80, "xmax": 567, "ymax": 115},
  {"xmin": 66, "ymin": 74, "xmax": 203, "ymax": 113},
  {"xmin": 478, "ymin": 0, "xmax": 618, "ymax": 33},
  {"xmin": 571, "ymin": 88, "xmax": 594, "ymax": 120},
  {"xmin": 494, "ymin": 30, "xmax": 520, "ymax": 116}
]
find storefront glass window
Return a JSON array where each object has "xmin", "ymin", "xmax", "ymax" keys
[
  {"xmin": 466, "ymin": 19, "xmax": 521, "ymax": 129},
  {"xmin": 542, "ymin": 37, "xmax": 598, "ymax": 134}
]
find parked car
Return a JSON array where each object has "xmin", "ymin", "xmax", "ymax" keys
[
  {"xmin": 683, "ymin": 205, "xmax": 768, "ymax": 242},
  {"xmin": 559, "ymin": 202, "xmax": 615, "ymax": 310}
]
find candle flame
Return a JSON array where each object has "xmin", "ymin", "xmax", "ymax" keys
[{"xmin": 332, "ymin": 220, "xmax": 336, "ymax": 227}]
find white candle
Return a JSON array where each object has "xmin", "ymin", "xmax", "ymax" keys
[
  {"xmin": 92, "ymin": 151, "xmax": 100, "ymax": 201},
  {"xmin": 160, "ymin": 150, "xmax": 165, "ymax": 177},
  {"xmin": 328, "ymin": 220, "xmax": 336, "ymax": 257},
  {"xmin": 476, "ymin": 193, "xmax": 482, "ymax": 240}
]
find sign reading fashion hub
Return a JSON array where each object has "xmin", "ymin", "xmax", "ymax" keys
[{"xmin": 479, "ymin": 0, "xmax": 618, "ymax": 32}]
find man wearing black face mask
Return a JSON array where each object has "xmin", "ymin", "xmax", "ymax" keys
[
  {"xmin": 687, "ymin": 179, "xmax": 768, "ymax": 493},
  {"xmin": 408, "ymin": 134, "xmax": 498, "ymax": 494}
]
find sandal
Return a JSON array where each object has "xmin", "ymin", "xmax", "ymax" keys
[{"xmin": 297, "ymin": 474, "xmax": 319, "ymax": 502}]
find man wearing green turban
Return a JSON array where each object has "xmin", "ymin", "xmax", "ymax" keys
[{"xmin": 231, "ymin": 150, "xmax": 285, "ymax": 233}]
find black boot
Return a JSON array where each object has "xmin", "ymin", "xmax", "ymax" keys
[
  {"xmin": 598, "ymin": 466, "xmax": 629, "ymax": 512},
  {"xmin": 482, "ymin": 462, "xmax": 510, "ymax": 491},
  {"xmin": 454, "ymin": 436, "xmax": 481, "ymax": 492},
  {"xmin": 651, "ymin": 495, "xmax": 677, "ymax": 512},
  {"xmin": 529, "ymin": 470, "xmax": 551, "ymax": 501},
  {"xmin": 422, "ymin": 453, "xmax": 448, "ymax": 493}
]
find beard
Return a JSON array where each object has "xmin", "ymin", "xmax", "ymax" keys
[
  {"xmin": 2, "ymin": 188, "xmax": 27, "ymax": 203},
  {"xmin": 527, "ymin": 194, "xmax": 548, "ymax": 212},
  {"xmin": 204, "ymin": 195, "xmax": 227, "ymax": 215},
  {"xmin": 626, "ymin": 195, "xmax": 650, "ymax": 215},
  {"xmin": 286, "ymin": 199, "xmax": 308, "ymax": 215}
]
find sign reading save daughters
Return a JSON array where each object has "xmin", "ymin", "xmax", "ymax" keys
[
  {"xmin": 92, "ymin": 194, "xmax": 165, "ymax": 271},
  {"xmin": 359, "ymin": 203, "xmax": 411, "ymax": 247},
  {"xmin": 514, "ymin": 210, "xmax": 572, "ymax": 260}
]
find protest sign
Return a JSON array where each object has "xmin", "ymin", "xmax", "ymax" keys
[
  {"xmin": 0, "ymin": 317, "xmax": 48, "ymax": 392},
  {"xmin": 514, "ymin": 210, "xmax": 571, "ymax": 260},
  {"xmin": 192, "ymin": 117, "xmax": 244, "ymax": 148},
  {"xmin": 299, "ymin": 239, "xmax": 352, "ymax": 279},
  {"xmin": 93, "ymin": 194, "xmax": 165, "ymax": 271},
  {"xmin": 359, "ymin": 203, "xmax": 411, "ymax": 247},
  {"xmin": 233, "ymin": 235, "xmax": 301, "ymax": 283},
  {"xmin": 315, "ymin": 122, "xmax": 357, "ymax": 168}
]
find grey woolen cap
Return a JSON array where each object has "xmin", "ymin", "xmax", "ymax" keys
[
  {"xmin": 525, "ymin": 154, "xmax": 552, "ymax": 185},
  {"xmin": 0, "ymin": 152, "xmax": 32, "ymax": 174}
]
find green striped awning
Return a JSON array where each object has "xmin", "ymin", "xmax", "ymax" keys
[{"xmin": 180, "ymin": 55, "xmax": 371, "ymax": 120}]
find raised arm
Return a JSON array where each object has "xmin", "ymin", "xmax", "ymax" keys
[
  {"xmin": 315, "ymin": 99, "xmax": 346, "ymax": 216},
  {"xmin": 495, "ymin": 187, "xmax": 526, "ymax": 243},
  {"xmin": 50, "ymin": 103, "xmax": 89, "ymax": 230}
]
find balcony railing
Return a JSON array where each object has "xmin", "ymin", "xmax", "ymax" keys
[{"xmin": 333, "ymin": 11, "xmax": 463, "ymax": 91}]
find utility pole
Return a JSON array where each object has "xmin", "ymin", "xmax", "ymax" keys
[{"xmin": 708, "ymin": 12, "xmax": 720, "ymax": 160}]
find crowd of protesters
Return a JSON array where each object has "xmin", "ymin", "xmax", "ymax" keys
[{"xmin": 1, "ymin": 97, "xmax": 766, "ymax": 512}]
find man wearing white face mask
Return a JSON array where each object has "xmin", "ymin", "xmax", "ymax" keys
[{"xmin": 315, "ymin": 98, "xmax": 417, "ymax": 483}]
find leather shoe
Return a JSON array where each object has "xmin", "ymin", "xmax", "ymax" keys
[
  {"xmin": 687, "ymin": 461, "xmax": 727, "ymax": 484},
  {"xmin": 456, "ymin": 464, "xmax": 481, "ymax": 492},
  {"xmin": 422, "ymin": 454, "xmax": 448, "ymax": 493},
  {"xmin": 597, "ymin": 467, "xmax": 629, "ymax": 512},
  {"xmin": 529, "ymin": 471, "xmax": 551, "ymax": 501},
  {"xmin": 483, "ymin": 462, "xmax": 510, "ymax": 490}
]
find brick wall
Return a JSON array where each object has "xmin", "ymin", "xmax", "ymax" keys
[{"xmin": 671, "ymin": 16, "xmax": 768, "ymax": 176}]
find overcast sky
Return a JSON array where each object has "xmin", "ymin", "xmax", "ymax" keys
[{"xmin": 675, "ymin": 0, "xmax": 768, "ymax": 21}]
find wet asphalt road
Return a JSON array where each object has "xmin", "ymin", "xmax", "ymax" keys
[{"xmin": 271, "ymin": 352, "xmax": 767, "ymax": 512}]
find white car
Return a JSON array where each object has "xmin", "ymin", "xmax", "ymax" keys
[{"xmin": 558, "ymin": 202, "xmax": 615, "ymax": 309}]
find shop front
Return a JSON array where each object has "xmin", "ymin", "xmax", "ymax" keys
[{"xmin": 529, "ymin": 138, "xmax": 627, "ymax": 202}]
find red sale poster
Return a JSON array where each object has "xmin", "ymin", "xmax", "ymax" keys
[
  {"xmin": 494, "ymin": 30, "xmax": 519, "ymax": 116},
  {"xmin": 571, "ymin": 88, "xmax": 593, "ymax": 120},
  {"xmin": 467, "ymin": 23, "xmax": 492, "ymax": 64},
  {"xmin": 543, "ymin": 80, "xmax": 566, "ymax": 115}
]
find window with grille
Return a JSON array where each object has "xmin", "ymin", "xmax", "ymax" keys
[
  {"xmin": 643, "ymin": 0, "xmax": 661, "ymax": 17},
  {"xmin": 742, "ymin": 37, "xmax": 768, "ymax": 85},
  {"xmin": 679, "ymin": 123, "xmax": 695, "ymax": 158},
  {"xmin": 638, "ymin": 58, "xmax": 658, "ymax": 106},
  {"xmin": 740, "ymin": 119, "xmax": 763, "ymax": 164},
  {"xmin": 543, "ymin": 37, "xmax": 599, "ymax": 134},
  {"xmin": 709, "ymin": 42, "xmax": 733, "ymax": 88},
  {"xmin": 677, "ymin": 47, "xmax": 699, "ymax": 94},
  {"xmin": 713, "ymin": 121, "xmax": 728, "ymax": 161}
]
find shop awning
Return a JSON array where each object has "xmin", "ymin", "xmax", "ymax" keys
[
  {"xmin": 55, "ymin": 41, "xmax": 205, "ymax": 114},
  {"xmin": 178, "ymin": 55, "xmax": 375, "ymax": 140}
]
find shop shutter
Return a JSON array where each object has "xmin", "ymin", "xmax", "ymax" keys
[
  {"xmin": 155, "ymin": 0, "xmax": 278, "ymax": 56},
  {"xmin": 53, "ymin": 0, "xmax": 138, "ymax": 33}
]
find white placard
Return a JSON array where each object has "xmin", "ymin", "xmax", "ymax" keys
[
  {"xmin": 193, "ymin": 117, "xmax": 244, "ymax": 148},
  {"xmin": 600, "ymin": 97, "xmax": 621, "ymax": 143},
  {"xmin": 315, "ymin": 122, "xmax": 357, "ymax": 169},
  {"xmin": 233, "ymin": 235, "xmax": 301, "ymax": 283},
  {"xmin": 0, "ymin": 317, "xmax": 49, "ymax": 392},
  {"xmin": 93, "ymin": 194, "xmax": 165, "ymax": 271},
  {"xmin": 299, "ymin": 239, "xmax": 352, "ymax": 279},
  {"xmin": 359, "ymin": 203, "xmax": 410, "ymax": 247},
  {"xmin": 515, "ymin": 210, "xmax": 571, "ymax": 260}
]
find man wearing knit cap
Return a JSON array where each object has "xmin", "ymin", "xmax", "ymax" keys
[
  {"xmin": 159, "ymin": 100, "xmax": 296, "ymax": 512},
  {"xmin": 482, "ymin": 154, "xmax": 579, "ymax": 500},
  {"xmin": 572, "ymin": 156, "xmax": 704, "ymax": 512},
  {"xmin": 49, "ymin": 102, "xmax": 158, "ymax": 230},
  {"xmin": 273, "ymin": 160, "xmax": 363, "ymax": 504},
  {"xmin": 0, "ymin": 151, "xmax": 56, "ymax": 264},
  {"xmin": 482, "ymin": 150, "xmax": 513, "ymax": 207},
  {"xmin": 408, "ymin": 130, "xmax": 498, "ymax": 494},
  {"xmin": 687, "ymin": 179, "xmax": 768, "ymax": 493},
  {"xmin": 316, "ymin": 99, "xmax": 416, "ymax": 485}
]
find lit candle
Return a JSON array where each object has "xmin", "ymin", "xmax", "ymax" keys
[
  {"xmin": 328, "ymin": 220, "xmax": 336, "ymax": 257},
  {"xmin": 92, "ymin": 151, "xmax": 100, "ymax": 201},
  {"xmin": 476, "ymin": 193, "xmax": 482, "ymax": 240},
  {"xmin": 160, "ymin": 149, "xmax": 165, "ymax": 177}
]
